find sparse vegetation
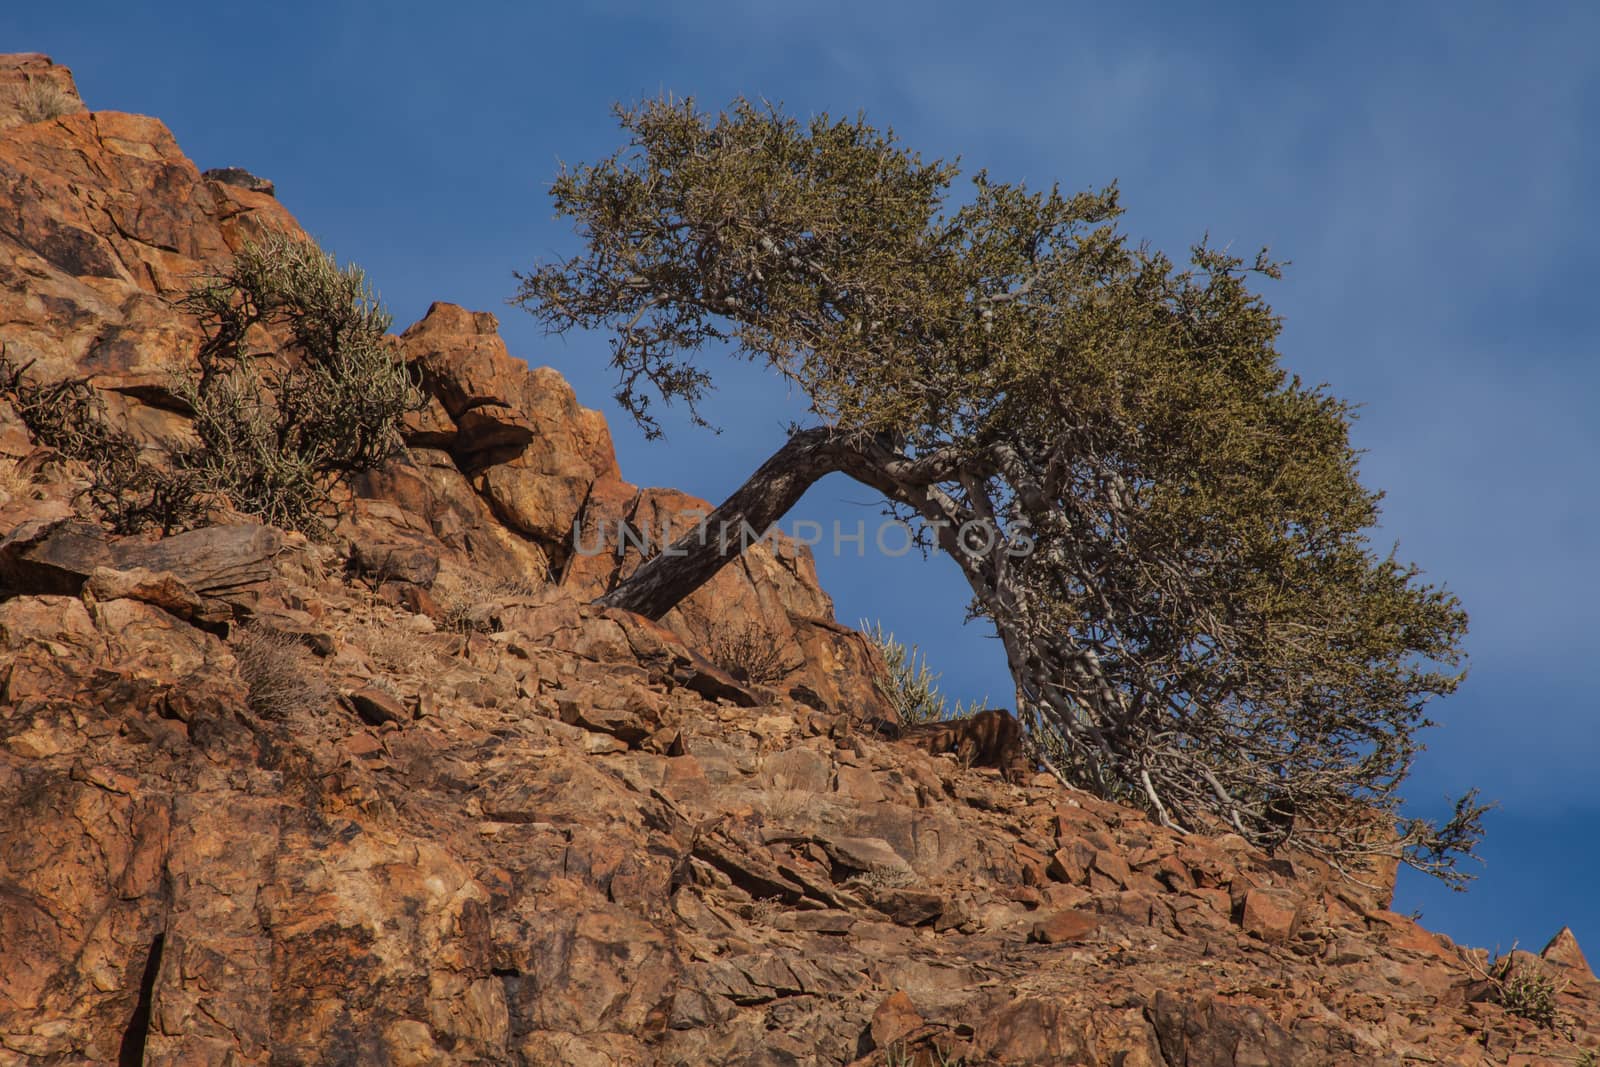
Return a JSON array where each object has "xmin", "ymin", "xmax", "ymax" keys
[
  {"xmin": 746, "ymin": 896, "xmax": 782, "ymax": 925},
  {"xmin": 1495, "ymin": 961, "xmax": 1566, "ymax": 1028},
  {"xmin": 3, "ymin": 80, "xmax": 80, "ymax": 124},
  {"xmin": 351, "ymin": 619, "xmax": 446, "ymax": 673},
  {"xmin": 1467, "ymin": 944, "xmax": 1569, "ymax": 1029},
  {"xmin": 885, "ymin": 1040, "xmax": 964, "ymax": 1066},
  {"xmin": 846, "ymin": 863, "xmax": 918, "ymax": 891},
  {"xmin": 863, "ymin": 621, "xmax": 987, "ymax": 726},
  {"xmin": 710, "ymin": 623, "xmax": 796, "ymax": 684},
  {"xmin": 0, "ymin": 348, "xmax": 210, "ymax": 533},
  {"xmin": 177, "ymin": 233, "xmax": 423, "ymax": 537},
  {"xmin": 429, "ymin": 568, "xmax": 550, "ymax": 634},
  {"xmin": 232, "ymin": 624, "xmax": 332, "ymax": 720},
  {"xmin": 431, "ymin": 570, "xmax": 499, "ymax": 634},
  {"xmin": 0, "ymin": 456, "xmax": 38, "ymax": 505},
  {"xmin": 494, "ymin": 574, "xmax": 548, "ymax": 598},
  {"xmin": 1, "ymin": 234, "xmax": 420, "ymax": 538}
]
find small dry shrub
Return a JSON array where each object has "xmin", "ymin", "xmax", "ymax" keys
[
  {"xmin": 494, "ymin": 573, "xmax": 548, "ymax": 598},
  {"xmin": 884, "ymin": 1042, "xmax": 965, "ymax": 1067},
  {"xmin": 431, "ymin": 568, "xmax": 549, "ymax": 634},
  {"xmin": 0, "ymin": 349, "xmax": 210, "ymax": 533},
  {"xmin": 233, "ymin": 625, "xmax": 331, "ymax": 720},
  {"xmin": 4, "ymin": 80, "xmax": 80, "ymax": 124},
  {"xmin": 746, "ymin": 896, "xmax": 782, "ymax": 924},
  {"xmin": 353, "ymin": 625, "xmax": 416, "ymax": 671},
  {"xmin": 710, "ymin": 623, "xmax": 797, "ymax": 684},
  {"xmin": 846, "ymin": 864, "xmax": 918, "ymax": 891},
  {"xmin": 431, "ymin": 570, "xmax": 499, "ymax": 634},
  {"xmin": 352, "ymin": 620, "xmax": 451, "ymax": 673}
]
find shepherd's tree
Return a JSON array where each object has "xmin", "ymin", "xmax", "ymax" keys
[{"xmin": 516, "ymin": 97, "xmax": 1488, "ymax": 886}]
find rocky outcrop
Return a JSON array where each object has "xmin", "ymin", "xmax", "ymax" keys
[
  {"xmin": 0, "ymin": 54, "xmax": 84, "ymax": 132},
  {"xmin": 3, "ymin": 54, "xmax": 1597, "ymax": 1066},
  {"xmin": 388, "ymin": 299, "xmax": 892, "ymax": 720},
  {"xmin": 0, "ymin": 64, "xmax": 298, "ymax": 446},
  {"xmin": 5, "ymin": 571, "xmax": 1599, "ymax": 1065}
]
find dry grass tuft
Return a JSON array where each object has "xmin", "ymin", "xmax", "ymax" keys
[
  {"xmin": 0, "ymin": 457, "xmax": 38, "ymax": 505},
  {"xmin": 846, "ymin": 864, "xmax": 918, "ymax": 891},
  {"xmin": 746, "ymin": 896, "xmax": 782, "ymax": 925},
  {"xmin": 233, "ymin": 625, "xmax": 332, "ymax": 720},
  {"xmin": 352, "ymin": 620, "xmax": 446, "ymax": 673},
  {"xmin": 431, "ymin": 568, "xmax": 549, "ymax": 635},
  {"xmin": 431, "ymin": 570, "xmax": 498, "ymax": 634},
  {"xmin": 4, "ymin": 81, "xmax": 81, "ymax": 124}
]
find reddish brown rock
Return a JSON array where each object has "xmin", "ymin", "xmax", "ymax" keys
[
  {"xmin": 1240, "ymin": 887, "xmax": 1302, "ymax": 943},
  {"xmin": 869, "ymin": 989, "xmax": 923, "ymax": 1050},
  {"xmin": 1027, "ymin": 909, "xmax": 1100, "ymax": 944},
  {"xmin": 401, "ymin": 302, "xmax": 619, "ymax": 549},
  {"xmin": 1540, "ymin": 925, "xmax": 1595, "ymax": 982},
  {"xmin": 82, "ymin": 565, "xmax": 204, "ymax": 620}
]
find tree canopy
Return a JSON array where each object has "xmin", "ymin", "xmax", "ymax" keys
[{"xmin": 517, "ymin": 96, "xmax": 1487, "ymax": 886}]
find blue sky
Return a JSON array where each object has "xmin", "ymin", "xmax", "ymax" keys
[{"xmin": 7, "ymin": 1, "xmax": 1597, "ymax": 955}]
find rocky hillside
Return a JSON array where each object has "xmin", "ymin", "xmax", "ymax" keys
[{"xmin": 2, "ymin": 54, "xmax": 1597, "ymax": 1066}]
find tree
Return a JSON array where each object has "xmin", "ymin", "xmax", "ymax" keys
[{"xmin": 516, "ymin": 97, "xmax": 1488, "ymax": 886}]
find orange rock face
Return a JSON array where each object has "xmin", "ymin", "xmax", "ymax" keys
[{"xmin": 2, "ymin": 53, "xmax": 1597, "ymax": 1067}]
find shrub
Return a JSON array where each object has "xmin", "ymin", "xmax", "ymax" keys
[
  {"xmin": 3, "ymin": 80, "xmax": 80, "ymax": 124},
  {"xmin": 0, "ymin": 349, "xmax": 209, "ymax": 533},
  {"xmin": 430, "ymin": 570, "xmax": 500, "ymax": 634},
  {"xmin": 1495, "ymin": 960, "xmax": 1564, "ymax": 1027},
  {"xmin": 3, "ymin": 236, "xmax": 420, "ymax": 539},
  {"xmin": 352, "ymin": 622, "xmax": 431, "ymax": 673},
  {"xmin": 1470, "ymin": 945, "xmax": 1568, "ymax": 1029},
  {"xmin": 710, "ymin": 623, "xmax": 796, "ymax": 684},
  {"xmin": 862, "ymin": 620, "xmax": 988, "ymax": 726},
  {"xmin": 232, "ymin": 625, "xmax": 332, "ymax": 720},
  {"xmin": 178, "ymin": 233, "xmax": 423, "ymax": 536},
  {"xmin": 885, "ymin": 1042, "xmax": 964, "ymax": 1067}
]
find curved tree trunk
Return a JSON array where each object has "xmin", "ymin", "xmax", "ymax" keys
[
  {"xmin": 593, "ymin": 427, "xmax": 967, "ymax": 618},
  {"xmin": 593, "ymin": 428, "xmax": 849, "ymax": 619},
  {"xmin": 593, "ymin": 427, "xmax": 1132, "ymax": 822}
]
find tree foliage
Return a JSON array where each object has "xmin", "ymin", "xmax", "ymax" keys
[{"xmin": 518, "ymin": 97, "xmax": 1487, "ymax": 886}]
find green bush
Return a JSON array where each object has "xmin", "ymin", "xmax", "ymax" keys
[
  {"xmin": 3, "ymin": 236, "xmax": 420, "ymax": 538},
  {"xmin": 1473, "ymin": 946, "xmax": 1568, "ymax": 1029},
  {"xmin": 178, "ymin": 233, "xmax": 422, "ymax": 536},
  {"xmin": 862, "ymin": 620, "xmax": 988, "ymax": 726}
]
